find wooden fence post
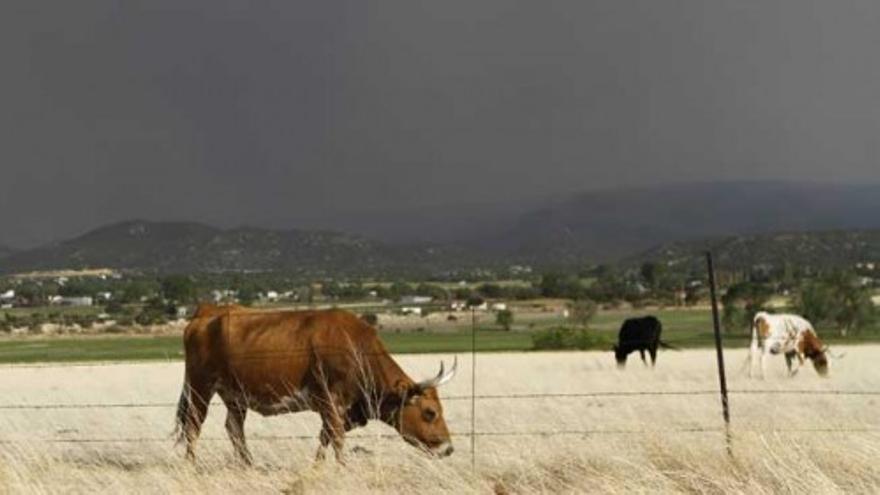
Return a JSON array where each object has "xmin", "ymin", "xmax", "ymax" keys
[
  {"xmin": 706, "ymin": 251, "xmax": 732, "ymax": 455},
  {"xmin": 470, "ymin": 304, "xmax": 477, "ymax": 471}
]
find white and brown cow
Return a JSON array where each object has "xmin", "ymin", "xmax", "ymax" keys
[{"xmin": 748, "ymin": 311, "xmax": 830, "ymax": 379}]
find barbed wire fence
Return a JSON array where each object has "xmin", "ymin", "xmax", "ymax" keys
[
  {"xmin": 1, "ymin": 252, "xmax": 879, "ymax": 463},
  {"xmin": 1, "ymin": 389, "xmax": 879, "ymax": 448}
]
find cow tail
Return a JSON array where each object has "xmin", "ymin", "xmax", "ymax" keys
[
  {"xmin": 173, "ymin": 372, "xmax": 191, "ymax": 445},
  {"xmin": 750, "ymin": 321, "xmax": 759, "ymax": 354},
  {"xmin": 658, "ymin": 340, "xmax": 679, "ymax": 350}
]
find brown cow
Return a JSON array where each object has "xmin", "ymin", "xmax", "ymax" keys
[{"xmin": 175, "ymin": 306, "xmax": 456, "ymax": 464}]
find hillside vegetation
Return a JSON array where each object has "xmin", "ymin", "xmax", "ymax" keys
[
  {"xmin": 4, "ymin": 182, "xmax": 880, "ymax": 277},
  {"xmin": 628, "ymin": 230, "xmax": 880, "ymax": 272},
  {"xmin": 0, "ymin": 221, "xmax": 482, "ymax": 277}
]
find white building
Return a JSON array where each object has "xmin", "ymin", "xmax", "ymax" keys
[
  {"xmin": 400, "ymin": 295, "xmax": 433, "ymax": 305},
  {"xmin": 400, "ymin": 306, "xmax": 423, "ymax": 316},
  {"xmin": 54, "ymin": 296, "xmax": 93, "ymax": 307},
  {"xmin": 211, "ymin": 289, "xmax": 237, "ymax": 303}
]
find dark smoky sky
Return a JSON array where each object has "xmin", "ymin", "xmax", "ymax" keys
[{"xmin": 2, "ymin": 1, "xmax": 879, "ymax": 247}]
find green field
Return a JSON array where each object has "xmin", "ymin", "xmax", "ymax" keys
[
  {"xmin": 0, "ymin": 331, "xmax": 537, "ymax": 364},
  {"xmin": 1, "ymin": 308, "xmax": 877, "ymax": 364},
  {"xmin": 2, "ymin": 306, "xmax": 102, "ymax": 318}
]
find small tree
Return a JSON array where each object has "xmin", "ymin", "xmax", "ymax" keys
[
  {"xmin": 466, "ymin": 296, "xmax": 485, "ymax": 309},
  {"xmin": 161, "ymin": 275, "xmax": 195, "ymax": 305},
  {"xmin": 835, "ymin": 284, "xmax": 875, "ymax": 336},
  {"xmin": 567, "ymin": 299, "xmax": 597, "ymax": 328},
  {"xmin": 104, "ymin": 300, "xmax": 125, "ymax": 315},
  {"xmin": 721, "ymin": 282, "xmax": 771, "ymax": 334},
  {"xmin": 640, "ymin": 262, "xmax": 666, "ymax": 291},
  {"xmin": 477, "ymin": 284, "xmax": 503, "ymax": 299},
  {"xmin": 135, "ymin": 297, "xmax": 170, "ymax": 326},
  {"xmin": 793, "ymin": 281, "xmax": 838, "ymax": 328},
  {"xmin": 496, "ymin": 309, "xmax": 514, "ymax": 331},
  {"xmin": 119, "ymin": 281, "xmax": 152, "ymax": 304},
  {"xmin": 797, "ymin": 273, "xmax": 876, "ymax": 336}
]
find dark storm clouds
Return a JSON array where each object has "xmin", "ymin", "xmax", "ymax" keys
[{"xmin": 2, "ymin": 1, "xmax": 879, "ymax": 246}]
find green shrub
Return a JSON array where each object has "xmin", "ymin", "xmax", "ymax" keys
[
  {"xmin": 114, "ymin": 315, "xmax": 135, "ymax": 327},
  {"xmin": 531, "ymin": 326, "xmax": 610, "ymax": 351},
  {"xmin": 104, "ymin": 300, "xmax": 125, "ymax": 315},
  {"xmin": 495, "ymin": 309, "xmax": 514, "ymax": 331},
  {"xmin": 135, "ymin": 308, "xmax": 168, "ymax": 326}
]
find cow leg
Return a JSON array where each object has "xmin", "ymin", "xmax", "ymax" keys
[
  {"xmin": 182, "ymin": 380, "xmax": 215, "ymax": 462},
  {"xmin": 649, "ymin": 346, "xmax": 658, "ymax": 367},
  {"xmin": 784, "ymin": 351, "xmax": 795, "ymax": 377},
  {"xmin": 639, "ymin": 349, "xmax": 647, "ymax": 366},
  {"xmin": 222, "ymin": 398, "xmax": 253, "ymax": 465},
  {"xmin": 317, "ymin": 408, "xmax": 346, "ymax": 463},
  {"xmin": 748, "ymin": 323, "xmax": 760, "ymax": 379},
  {"xmin": 759, "ymin": 350, "xmax": 768, "ymax": 380},
  {"xmin": 314, "ymin": 386, "xmax": 347, "ymax": 463},
  {"xmin": 792, "ymin": 352, "xmax": 805, "ymax": 376},
  {"xmin": 747, "ymin": 346, "xmax": 755, "ymax": 379}
]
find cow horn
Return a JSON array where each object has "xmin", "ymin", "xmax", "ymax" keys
[
  {"xmin": 416, "ymin": 356, "xmax": 458, "ymax": 390},
  {"xmin": 822, "ymin": 346, "xmax": 846, "ymax": 360}
]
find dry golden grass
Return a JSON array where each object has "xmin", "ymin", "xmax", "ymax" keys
[{"xmin": 1, "ymin": 346, "xmax": 878, "ymax": 494}]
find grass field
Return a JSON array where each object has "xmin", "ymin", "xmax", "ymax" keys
[
  {"xmin": 0, "ymin": 331, "xmax": 537, "ymax": 364},
  {"xmin": 0, "ymin": 347, "xmax": 877, "ymax": 493},
  {"xmin": 3, "ymin": 307, "xmax": 879, "ymax": 364},
  {"xmin": 0, "ymin": 308, "xmax": 716, "ymax": 363},
  {"xmin": 2, "ymin": 305, "xmax": 102, "ymax": 318}
]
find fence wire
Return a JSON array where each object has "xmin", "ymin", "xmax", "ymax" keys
[
  {"xmin": 3, "ymin": 427, "xmax": 879, "ymax": 447},
  {"xmin": 1, "ymin": 388, "xmax": 878, "ymax": 411}
]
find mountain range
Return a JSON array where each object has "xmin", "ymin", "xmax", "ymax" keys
[
  {"xmin": 0, "ymin": 221, "xmax": 479, "ymax": 277},
  {"xmin": 627, "ymin": 230, "xmax": 880, "ymax": 274},
  {"xmin": 2, "ymin": 181, "xmax": 880, "ymax": 276}
]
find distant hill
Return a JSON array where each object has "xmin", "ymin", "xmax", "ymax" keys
[
  {"xmin": 4, "ymin": 181, "xmax": 880, "ymax": 276},
  {"xmin": 477, "ymin": 181, "xmax": 880, "ymax": 264},
  {"xmin": 626, "ymin": 230, "xmax": 880, "ymax": 273},
  {"xmin": 0, "ymin": 221, "xmax": 485, "ymax": 277}
]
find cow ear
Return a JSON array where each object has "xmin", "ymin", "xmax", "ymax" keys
[
  {"xmin": 407, "ymin": 384, "xmax": 425, "ymax": 399},
  {"xmin": 391, "ymin": 379, "xmax": 410, "ymax": 397},
  {"xmin": 393, "ymin": 379, "xmax": 422, "ymax": 400}
]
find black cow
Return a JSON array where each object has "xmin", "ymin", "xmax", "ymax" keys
[{"xmin": 613, "ymin": 316, "xmax": 674, "ymax": 368}]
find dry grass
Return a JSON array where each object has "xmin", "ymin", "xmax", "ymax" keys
[{"xmin": 1, "ymin": 346, "xmax": 879, "ymax": 494}]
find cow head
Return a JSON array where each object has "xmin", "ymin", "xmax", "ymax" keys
[
  {"xmin": 807, "ymin": 347, "xmax": 829, "ymax": 377},
  {"xmin": 800, "ymin": 331, "xmax": 829, "ymax": 377},
  {"xmin": 389, "ymin": 358, "xmax": 457, "ymax": 457},
  {"xmin": 613, "ymin": 345, "xmax": 627, "ymax": 368}
]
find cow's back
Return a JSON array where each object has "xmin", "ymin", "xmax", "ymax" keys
[
  {"xmin": 183, "ymin": 309, "xmax": 380, "ymax": 403},
  {"xmin": 618, "ymin": 316, "xmax": 662, "ymax": 346}
]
